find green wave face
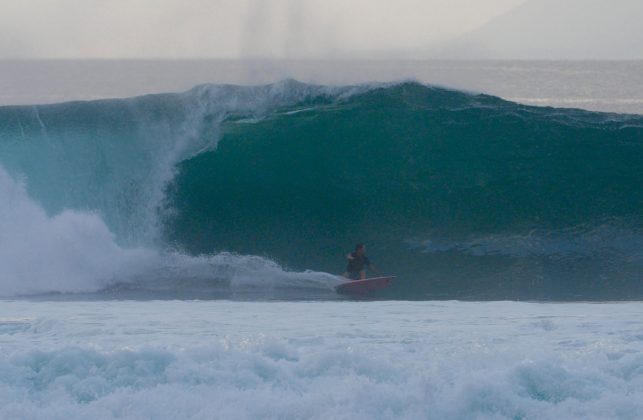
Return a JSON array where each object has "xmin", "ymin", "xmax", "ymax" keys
[{"xmin": 166, "ymin": 83, "xmax": 643, "ymax": 299}]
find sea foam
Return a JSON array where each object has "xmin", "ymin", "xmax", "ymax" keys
[
  {"xmin": 1, "ymin": 300, "xmax": 642, "ymax": 419},
  {"xmin": 0, "ymin": 166, "xmax": 336, "ymax": 297}
]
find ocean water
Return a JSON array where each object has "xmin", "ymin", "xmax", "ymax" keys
[
  {"xmin": 1, "ymin": 300, "xmax": 643, "ymax": 419},
  {"xmin": 0, "ymin": 78, "xmax": 641, "ymax": 300},
  {"xmin": 1, "ymin": 60, "xmax": 643, "ymax": 114},
  {"xmin": 1, "ymin": 60, "xmax": 642, "ymax": 418}
]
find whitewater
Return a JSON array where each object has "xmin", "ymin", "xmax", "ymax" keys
[{"xmin": 1, "ymin": 300, "xmax": 642, "ymax": 419}]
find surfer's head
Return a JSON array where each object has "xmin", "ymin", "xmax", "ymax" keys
[{"xmin": 355, "ymin": 243, "xmax": 365, "ymax": 255}]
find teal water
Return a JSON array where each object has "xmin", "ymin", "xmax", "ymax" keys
[
  {"xmin": 1, "ymin": 81, "xmax": 642, "ymax": 299},
  {"xmin": 166, "ymin": 83, "xmax": 643, "ymax": 299}
]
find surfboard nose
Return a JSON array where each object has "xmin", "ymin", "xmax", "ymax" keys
[{"xmin": 334, "ymin": 276, "xmax": 395, "ymax": 295}]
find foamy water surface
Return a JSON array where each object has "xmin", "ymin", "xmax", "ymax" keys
[{"xmin": 1, "ymin": 300, "xmax": 642, "ymax": 419}]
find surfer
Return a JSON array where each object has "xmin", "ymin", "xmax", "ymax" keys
[{"xmin": 343, "ymin": 244, "xmax": 379, "ymax": 280}]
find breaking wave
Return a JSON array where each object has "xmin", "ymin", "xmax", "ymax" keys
[{"xmin": 1, "ymin": 81, "xmax": 641, "ymax": 299}]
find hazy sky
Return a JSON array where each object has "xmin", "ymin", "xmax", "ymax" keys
[
  {"xmin": 0, "ymin": 0, "xmax": 526, "ymax": 59},
  {"xmin": 441, "ymin": 0, "xmax": 643, "ymax": 59}
]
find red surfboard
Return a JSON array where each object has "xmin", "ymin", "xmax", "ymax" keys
[{"xmin": 334, "ymin": 276, "xmax": 395, "ymax": 295}]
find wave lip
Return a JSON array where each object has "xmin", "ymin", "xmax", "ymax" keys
[
  {"xmin": 0, "ymin": 81, "xmax": 361, "ymax": 298},
  {"xmin": 0, "ymin": 80, "xmax": 365, "ymax": 248}
]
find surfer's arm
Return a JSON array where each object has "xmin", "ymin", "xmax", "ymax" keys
[
  {"xmin": 346, "ymin": 253, "xmax": 354, "ymax": 260},
  {"xmin": 369, "ymin": 263, "xmax": 382, "ymax": 276}
]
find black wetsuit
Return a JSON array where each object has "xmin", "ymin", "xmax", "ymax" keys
[{"xmin": 346, "ymin": 252, "xmax": 370, "ymax": 280}]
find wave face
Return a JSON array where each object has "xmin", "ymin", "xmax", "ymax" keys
[
  {"xmin": 1, "ymin": 81, "xmax": 642, "ymax": 299},
  {"xmin": 164, "ymin": 83, "xmax": 643, "ymax": 299}
]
